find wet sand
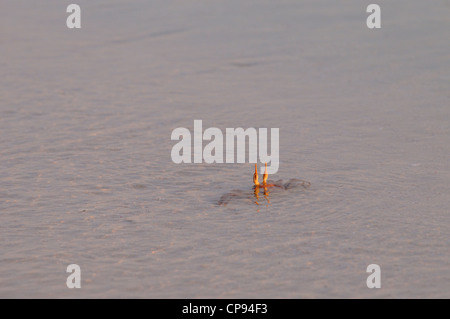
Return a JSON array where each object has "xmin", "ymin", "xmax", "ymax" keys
[{"xmin": 0, "ymin": 0, "xmax": 449, "ymax": 298}]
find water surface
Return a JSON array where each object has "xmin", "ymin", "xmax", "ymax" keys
[{"xmin": 1, "ymin": 0, "xmax": 449, "ymax": 298}]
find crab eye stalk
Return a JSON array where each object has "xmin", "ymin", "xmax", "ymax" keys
[
  {"xmin": 253, "ymin": 164, "xmax": 260, "ymax": 186},
  {"xmin": 263, "ymin": 162, "xmax": 268, "ymax": 184}
]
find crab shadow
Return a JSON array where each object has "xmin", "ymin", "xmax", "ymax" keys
[{"xmin": 217, "ymin": 179, "xmax": 311, "ymax": 206}]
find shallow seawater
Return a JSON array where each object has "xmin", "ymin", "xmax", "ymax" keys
[{"xmin": 0, "ymin": 0, "xmax": 449, "ymax": 298}]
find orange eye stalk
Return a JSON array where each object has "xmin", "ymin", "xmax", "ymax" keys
[
  {"xmin": 263, "ymin": 162, "xmax": 268, "ymax": 184},
  {"xmin": 253, "ymin": 164, "xmax": 260, "ymax": 186}
]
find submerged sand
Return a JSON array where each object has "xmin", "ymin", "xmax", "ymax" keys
[{"xmin": 0, "ymin": 0, "xmax": 449, "ymax": 298}]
